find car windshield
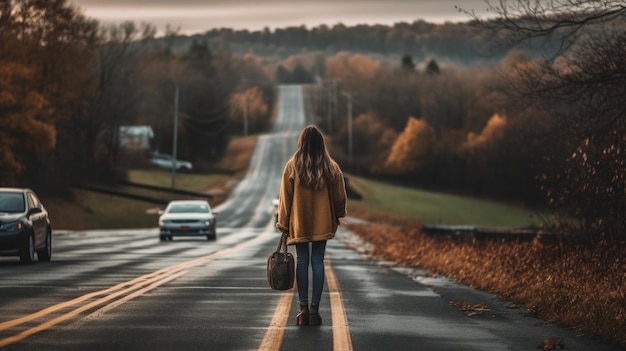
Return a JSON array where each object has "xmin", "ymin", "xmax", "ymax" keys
[
  {"xmin": 168, "ymin": 203, "xmax": 209, "ymax": 214},
  {"xmin": 0, "ymin": 192, "xmax": 25, "ymax": 213}
]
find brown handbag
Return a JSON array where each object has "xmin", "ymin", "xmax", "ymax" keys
[{"xmin": 267, "ymin": 232, "xmax": 294, "ymax": 290}]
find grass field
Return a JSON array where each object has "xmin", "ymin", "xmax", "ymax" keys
[
  {"xmin": 347, "ymin": 175, "xmax": 542, "ymax": 228},
  {"xmin": 45, "ymin": 170, "xmax": 228, "ymax": 231},
  {"xmin": 126, "ymin": 170, "xmax": 223, "ymax": 192},
  {"xmin": 45, "ymin": 136, "xmax": 258, "ymax": 231},
  {"xmin": 45, "ymin": 132, "xmax": 543, "ymax": 231}
]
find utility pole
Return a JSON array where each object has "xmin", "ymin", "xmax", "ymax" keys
[
  {"xmin": 332, "ymin": 81, "xmax": 338, "ymax": 134},
  {"xmin": 243, "ymin": 91, "xmax": 248, "ymax": 136},
  {"xmin": 347, "ymin": 92, "xmax": 353, "ymax": 165},
  {"xmin": 327, "ymin": 81, "xmax": 333, "ymax": 134},
  {"xmin": 317, "ymin": 82, "xmax": 323, "ymax": 116},
  {"xmin": 171, "ymin": 85, "xmax": 179, "ymax": 189}
]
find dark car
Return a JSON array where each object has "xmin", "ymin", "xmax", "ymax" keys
[
  {"xmin": 158, "ymin": 200, "xmax": 217, "ymax": 241},
  {"xmin": 0, "ymin": 188, "xmax": 52, "ymax": 264}
]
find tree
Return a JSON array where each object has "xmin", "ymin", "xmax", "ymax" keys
[
  {"xmin": 424, "ymin": 58, "xmax": 440, "ymax": 75},
  {"xmin": 291, "ymin": 64, "xmax": 313, "ymax": 83},
  {"xmin": 0, "ymin": 62, "xmax": 55, "ymax": 186},
  {"xmin": 464, "ymin": 0, "xmax": 626, "ymax": 242},
  {"xmin": 384, "ymin": 117, "xmax": 435, "ymax": 175},
  {"xmin": 85, "ymin": 21, "xmax": 156, "ymax": 182},
  {"xmin": 180, "ymin": 41, "xmax": 235, "ymax": 162},
  {"xmin": 275, "ymin": 65, "xmax": 290, "ymax": 83},
  {"xmin": 401, "ymin": 55, "xmax": 415, "ymax": 71},
  {"xmin": 0, "ymin": 0, "xmax": 100, "ymax": 189},
  {"xmin": 228, "ymin": 87, "xmax": 269, "ymax": 134},
  {"xmin": 418, "ymin": 67, "xmax": 476, "ymax": 131}
]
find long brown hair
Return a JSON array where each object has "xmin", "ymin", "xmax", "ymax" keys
[{"xmin": 292, "ymin": 125, "xmax": 334, "ymax": 190}]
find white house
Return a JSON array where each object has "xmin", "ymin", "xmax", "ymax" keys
[{"xmin": 119, "ymin": 126, "xmax": 154, "ymax": 151}]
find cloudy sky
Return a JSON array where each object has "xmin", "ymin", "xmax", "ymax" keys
[{"xmin": 70, "ymin": 0, "xmax": 492, "ymax": 35}]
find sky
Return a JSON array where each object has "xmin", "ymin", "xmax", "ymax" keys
[{"xmin": 69, "ymin": 0, "xmax": 492, "ymax": 35}]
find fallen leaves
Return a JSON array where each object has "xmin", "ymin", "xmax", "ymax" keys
[
  {"xmin": 539, "ymin": 336, "xmax": 565, "ymax": 350},
  {"xmin": 450, "ymin": 300, "xmax": 491, "ymax": 317},
  {"xmin": 347, "ymin": 222, "xmax": 626, "ymax": 347}
]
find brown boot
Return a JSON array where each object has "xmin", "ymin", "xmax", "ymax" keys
[
  {"xmin": 296, "ymin": 304, "xmax": 309, "ymax": 326},
  {"xmin": 308, "ymin": 304, "xmax": 322, "ymax": 326}
]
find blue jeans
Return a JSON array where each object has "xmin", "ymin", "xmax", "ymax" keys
[{"xmin": 295, "ymin": 241, "xmax": 327, "ymax": 306}]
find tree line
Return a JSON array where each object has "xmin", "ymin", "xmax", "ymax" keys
[
  {"xmin": 0, "ymin": 0, "xmax": 274, "ymax": 195},
  {"xmin": 215, "ymin": 1, "xmax": 624, "ymax": 243},
  {"xmin": 299, "ymin": 1, "xmax": 624, "ymax": 243},
  {"xmin": 196, "ymin": 16, "xmax": 579, "ymax": 65},
  {"xmin": 2, "ymin": 0, "xmax": 624, "ymax": 243}
]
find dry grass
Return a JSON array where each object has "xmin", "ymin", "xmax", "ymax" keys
[
  {"xmin": 218, "ymin": 135, "xmax": 259, "ymax": 174},
  {"xmin": 45, "ymin": 190, "xmax": 159, "ymax": 230},
  {"xmin": 45, "ymin": 135, "xmax": 259, "ymax": 230},
  {"xmin": 349, "ymin": 222, "xmax": 626, "ymax": 347}
]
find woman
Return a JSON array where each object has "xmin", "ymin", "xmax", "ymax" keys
[{"xmin": 276, "ymin": 125, "xmax": 347, "ymax": 326}]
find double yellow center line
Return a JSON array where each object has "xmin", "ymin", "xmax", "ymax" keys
[
  {"xmin": 258, "ymin": 255, "xmax": 353, "ymax": 351},
  {"xmin": 0, "ymin": 241, "xmax": 248, "ymax": 347},
  {"xmin": 0, "ymin": 237, "xmax": 353, "ymax": 350}
]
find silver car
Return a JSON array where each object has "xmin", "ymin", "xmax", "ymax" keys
[
  {"xmin": 150, "ymin": 152, "xmax": 193, "ymax": 172},
  {"xmin": 158, "ymin": 200, "xmax": 217, "ymax": 241}
]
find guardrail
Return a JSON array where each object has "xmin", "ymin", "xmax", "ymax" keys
[
  {"xmin": 118, "ymin": 181, "xmax": 214, "ymax": 199},
  {"xmin": 73, "ymin": 184, "xmax": 168, "ymax": 204},
  {"xmin": 422, "ymin": 224, "xmax": 557, "ymax": 242},
  {"xmin": 72, "ymin": 181, "xmax": 213, "ymax": 205}
]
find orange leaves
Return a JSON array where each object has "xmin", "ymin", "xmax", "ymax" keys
[
  {"xmin": 352, "ymin": 112, "xmax": 397, "ymax": 156},
  {"xmin": 228, "ymin": 87, "xmax": 269, "ymax": 133},
  {"xmin": 450, "ymin": 300, "xmax": 491, "ymax": 317},
  {"xmin": 384, "ymin": 117, "xmax": 435, "ymax": 174},
  {"xmin": 327, "ymin": 52, "xmax": 380, "ymax": 81},
  {"xmin": 462, "ymin": 114, "xmax": 507, "ymax": 153},
  {"xmin": 349, "ymin": 222, "xmax": 626, "ymax": 346},
  {"xmin": 0, "ymin": 60, "xmax": 56, "ymax": 184},
  {"xmin": 539, "ymin": 336, "xmax": 565, "ymax": 350}
]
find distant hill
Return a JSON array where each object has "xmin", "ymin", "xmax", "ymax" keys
[{"xmin": 152, "ymin": 19, "xmax": 573, "ymax": 65}]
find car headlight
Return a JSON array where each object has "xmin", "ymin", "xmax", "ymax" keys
[
  {"xmin": 158, "ymin": 219, "xmax": 165, "ymax": 226},
  {"xmin": 1, "ymin": 221, "xmax": 24, "ymax": 232},
  {"xmin": 204, "ymin": 220, "xmax": 211, "ymax": 226}
]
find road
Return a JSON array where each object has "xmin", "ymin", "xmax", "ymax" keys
[{"xmin": 0, "ymin": 85, "xmax": 621, "ymax": 351}]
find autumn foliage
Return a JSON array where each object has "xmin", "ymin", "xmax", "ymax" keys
[
  {"xmin": 0, "ymin": 62, "xmax": 56, "ymax": 184},
  {"xmin": 307, "ymin": 6, "xmax": 625, "ymax": 242},
  {"xmin": 0, "ymin": 0, "xmax": 274, "ymax": 190},
  {"xmin": 228, "ymin": 87, "xmax": 271, "ymax": 134},
  {"xmin": 350, "ymin": 222, "xmax": 626, "ymax": 347},
  {"xmin": 3, "ymin": 0, "xmax": 625, "ymax": 246},
  {"xmin": 312, "ymin": 51, "xmax": 541, "ymax": 203},
  {"xmin": 384, "ymin": 117, "xmax": 435, "ymax": 174}
]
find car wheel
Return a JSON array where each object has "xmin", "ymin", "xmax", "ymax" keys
[
  {"xmin": 207, "ymin": 228, "xmax": 217, "ymax": 241},
  {"xmin": 159, "ymin": 235, "xmax": 167, "ymax": 241},
  {"xmin": 20, "ymin": 233, "xmax": 35, "ymax": 264},
  {"xmin": 37, "ymin": 229, "xmax": 52, "ymax": 262}
]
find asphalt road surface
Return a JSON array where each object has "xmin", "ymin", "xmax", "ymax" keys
[{"xmin": 0, "ymin": 86, "xmax": 621, "ymax": 351}]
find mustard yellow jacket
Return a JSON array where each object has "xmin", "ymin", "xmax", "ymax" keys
[{"xmin": 276, "ymin": 158, "xmax": 347, "ymax": 245}]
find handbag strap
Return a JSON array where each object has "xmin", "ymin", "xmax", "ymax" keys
[{"xmin": 277, "ymin": 232, "xmax": 288, "ymax": 253}]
